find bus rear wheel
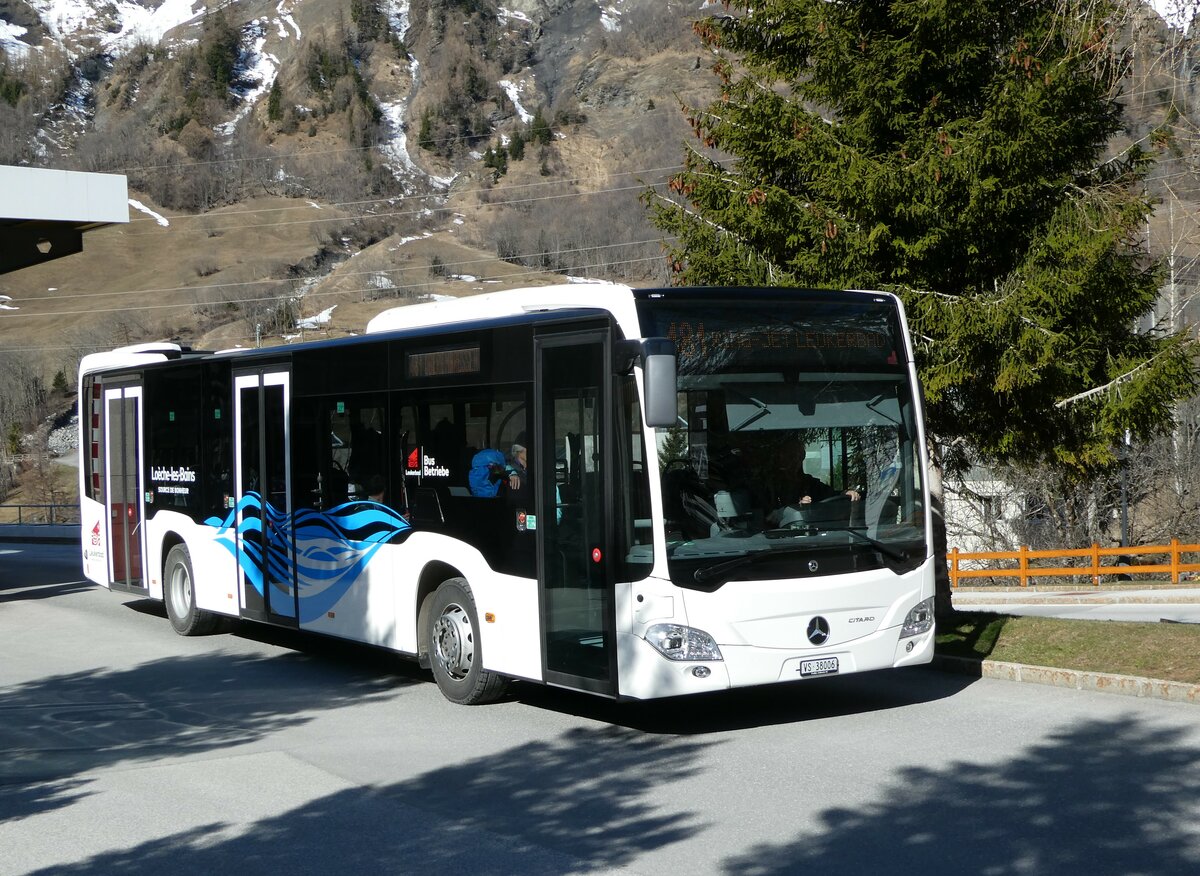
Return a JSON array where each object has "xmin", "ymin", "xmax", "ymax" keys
[
  {"xmin": 427, "ymin": 578, "xmax": 508, "ymax": 705},
  {"xmin": 164, "ymin": 544, "xmax": 220, "ymax": 636}
]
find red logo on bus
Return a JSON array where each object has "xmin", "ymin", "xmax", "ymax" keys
[{"xmin": 406, "ymin": 447, "xmax": 421, "ymax": 473}]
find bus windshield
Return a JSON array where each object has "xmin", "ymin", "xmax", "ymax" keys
[{"xmin": 636, "ymin": 292, "xmax": 927, "ymax": 589}]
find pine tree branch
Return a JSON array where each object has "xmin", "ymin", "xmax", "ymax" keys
[
  {"xmin": 645, "ymin": 187, "xmax": 789, "ymax": 283},
  {"xmin": 1054, "ymin": 352, "xmax": 1165, "ymax": 408}
]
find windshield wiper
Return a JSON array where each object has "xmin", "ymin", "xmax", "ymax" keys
[
  {"xmin": 764, "ymin": 525, "xmax": 908, "ymax": 562},
  {"xmin": 693, "ymin": 545, "xmax": 813, "ymax": 585},
  {"xmin": 865, "ymin": 393, "xmax": 901, "ymax": 425},
  {"xmin": 816, "ymin": 525, "xmax": 909, "ymax": 562},
  {"xmin": 725, "ymin": 385, "xmax": 771, "ymax": 431},
  {"xmin": 691, "ymin": 529, "xmax": 914, "ymax": 585}
]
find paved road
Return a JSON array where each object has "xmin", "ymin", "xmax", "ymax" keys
[{"xmin": 3, "ymin": 544, "xmax": 1200, "ymax": 875}]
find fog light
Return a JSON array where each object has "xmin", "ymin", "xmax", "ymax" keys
[
  {"xmin": 692, "ymin": 666, "xmax": 711, "ymax": 679},
  {"xmin": 906, "ymin": 640, "xmax": 914, "ymax": 653}
]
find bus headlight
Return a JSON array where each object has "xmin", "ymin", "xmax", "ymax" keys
[
  {"xmin": 900, "ymin": 597, "xmax": 934, "ymax": 638},
  {"xmin": 644, "ymin": 623, "xmax": 723, "ymax": 661}
]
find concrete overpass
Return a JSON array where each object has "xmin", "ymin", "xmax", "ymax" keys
[{"xmin": 0, "ymin": 165, "xmax": 129, "ymax": 275}]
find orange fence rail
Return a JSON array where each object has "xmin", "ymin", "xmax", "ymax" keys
[{"xmin": 947, "ymin": 540, "xmax": 1200, "ymax": 588}]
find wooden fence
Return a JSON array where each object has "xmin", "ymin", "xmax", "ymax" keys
[{"xmin": 948, "ymin": 540, "xmax": 1200, "ymax": 588}]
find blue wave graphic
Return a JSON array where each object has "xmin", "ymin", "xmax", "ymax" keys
[{"xmin": 205, "ymin": 493, "xmax": 412, "ymax": 622}]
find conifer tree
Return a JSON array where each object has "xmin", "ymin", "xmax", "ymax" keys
[
  {"xmin": 267, "ymin": 80, "xmax": 283, "ymax": 122},
  {"xmin": 647, "ymin": 0, "xmax": 1196, "ymax": 478}
]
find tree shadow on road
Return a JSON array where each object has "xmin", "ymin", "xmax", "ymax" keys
[
  {"xmin": 16, "ymin": 713, "xmax": 1200, "ymax": 875},
  {"xmin": 0, "ymin": 579, "xmax": 94, "ymax": 603},
  {"xmin": 720, "ymin": 714, "xmax": 1200, "ymax": 875},
  {"xmin": 18, "ymin": 724, "xmax": 712, "ymax": 875},
  {"xmin": 0, "ymin": 646, "xmax": 412, "ymax": 824}
]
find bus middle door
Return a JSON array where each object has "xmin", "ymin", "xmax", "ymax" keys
[{"xmin": 233, "ymin": 369, "xmax": 298, "ymax": 625}]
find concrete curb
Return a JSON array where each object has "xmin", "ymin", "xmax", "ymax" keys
[{"xmin": 933, "ymin": 655, "xmax": 1200, "ymax": 705}]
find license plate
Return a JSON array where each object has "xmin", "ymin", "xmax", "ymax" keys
[{"xmin": 799, "ymin": 657, "xmax": 839, "ymax": 677}]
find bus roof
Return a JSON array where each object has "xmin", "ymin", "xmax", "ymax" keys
[{"xmin": 364, "ymin": 282, "xmax": 638, "ymax": 335}]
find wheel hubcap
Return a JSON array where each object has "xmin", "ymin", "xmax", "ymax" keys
[
  {"xmin": 169, "ymin": 563, "xmax": 191, "ymax": 618},
  {"xmin": 432, "ymin": 603, "xmax": 473, "ymax": 679}
]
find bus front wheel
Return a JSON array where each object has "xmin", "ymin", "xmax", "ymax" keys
[
  {"xmin": 427, "ymin": 578, "xmax": 508, "ymax": 705},
  {"xmin": 164, "ymin": 544, "xmax": 220, "ymax": 636}
]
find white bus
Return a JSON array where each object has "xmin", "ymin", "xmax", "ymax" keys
[{"xmin": 78, "ymin": 284, "xmax": 935, "ymax": 704}]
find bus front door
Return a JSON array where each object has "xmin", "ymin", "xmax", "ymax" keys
[
  {"xmin": 234, "ymin": 369, "xmax": 297, "ymax": 625},
  {"xmin": 103, "ymin": 383, "xmax": 147, "ymax": 593},
  {"xmin": 536, "ymin": 331, "xmax": 616, "ymax": 696}
]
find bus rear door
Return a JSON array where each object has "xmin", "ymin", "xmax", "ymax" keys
[{"xmin": 103, "ymin": 382, "xmax": 147, "ymax": 593}]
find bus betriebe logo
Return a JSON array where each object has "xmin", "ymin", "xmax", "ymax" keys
[{"xmin": 90, "ymin": 521, "xmax": 101, "ymax": 546}]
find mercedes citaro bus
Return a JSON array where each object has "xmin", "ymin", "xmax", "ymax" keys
[{"xmin": 79, "ymin": 284, "xmax": 934, "ymax": 704}]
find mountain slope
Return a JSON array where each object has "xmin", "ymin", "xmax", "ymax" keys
[{"xmin": 0, "ymin": 0, "xmax": 712, "ymax": 364}]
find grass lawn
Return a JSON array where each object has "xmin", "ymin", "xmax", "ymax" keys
[{"xmin": 936, "ymin": 612, "xmax": 1200, "ymax": 685}]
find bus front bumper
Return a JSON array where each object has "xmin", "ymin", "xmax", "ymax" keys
[{"xmin": 616, "ymin": 624, "xmax": 935, "ymax": 700}]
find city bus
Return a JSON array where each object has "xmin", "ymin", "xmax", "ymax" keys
[{"xmin": 78, "ymin": 284, "xmax": 935, "ymax": 704}]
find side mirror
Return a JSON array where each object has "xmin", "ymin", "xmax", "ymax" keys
[
  {"xmin": 641, "ymin": 338, "xmax": 677, "ymax": 428},
  {"xmin": 614, "ymin": 338, "xmax": 677, "ymax": 428}
]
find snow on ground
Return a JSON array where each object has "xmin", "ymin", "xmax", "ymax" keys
[
  {"xmin": 498, "ymin": 78, "xmax": 534, "ymax": 124},
  {"xmin": 378, "ymin": 95, "xmax": 422, "ymax": 178},
  {"xmin": 128, "ymin": 199, "xmax": 170, "ymax": 226},
  {"xmin": 22, "ymin": 0, "xmax": 91, "ymax": 41},
  {"xmin": 0, "ymin": 21, "xmax": 32, "ymax": 55},
  {"xmin": 103, "ymin": 0, "xmax": 203, "ymax": 51},
  {"xmin": 25, "ymin": 0, "xmax": 204, "ymax": 54},
  {"xmin": 296, "ymin": 304, "xmax": 336, "ymax": 329},
  {"xmin": 378, "ymin": 55, "xmax": 456, "ymax": 189},
  {"xmin": 277, "ymin": 0, "xmax": 301, "ymax": 39},
  {"xmin": 600, "ymin": 2, "xmax": 623, "ymax": 32},
  {"xmin": 388, "ymin": 232, "xmax": 432, "ymax": 250},
  {"xmin": 498, "ymin": 7, "xmax": 532, "ymax": 25},
  {"xmin": 384, "ymin": 0, "xmax": 412, "ymax": 42},
  {"xmin": 214, "ymin": 19, "xmax": 278, "ymax": 140},
  {"xmin": 33, "ymin": 66, "xmax": 94, "ymax": 158}
]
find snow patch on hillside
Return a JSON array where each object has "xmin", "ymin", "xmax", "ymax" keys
[
  {"xmin": 129, "ymin": 199, "xmax": 170, "ymax": 226},
  {"xmin": 214, "ymin": 19, "xmax": 278, "ymax": 141},
  {"xmin": 296, "ymin": 305, "xmax": 336, "ymax": 329},
  {"xmin": 0, "ymin": 21, "xmax": 31, "ymax": 56},
  {"xmin": 384, "ymin": 0, "xmax": 411, "ymax": 42},
  {"xmin": 277, "ymin": 0, "xmax": 301, "ymax": 39},
  {"xmin": 499, "ymin": 78, "xmax": 535, "ymax": 123},
  {"xmin": 24, "ymin": 0, "xmax": 205, "ymax": 54}
]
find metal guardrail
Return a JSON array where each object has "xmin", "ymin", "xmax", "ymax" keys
[
  {"xmin": 0, "ymin": 504, "xmax": 80, "ymax": 525},
  {"xmin": 948, "ymin": 540, "xmax": 1200, "ymax": 587}
]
